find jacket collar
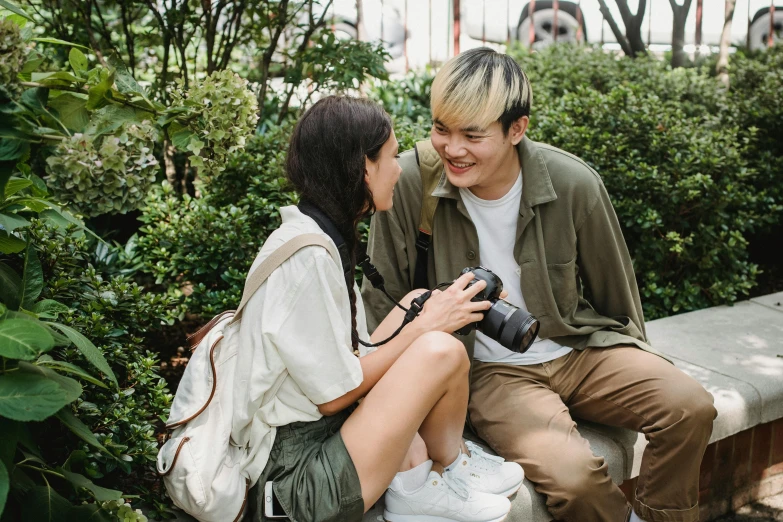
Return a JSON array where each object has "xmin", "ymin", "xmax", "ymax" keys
[{"xmin": 430, "ymin": 137, "xmax": 558, "ymax": 209}]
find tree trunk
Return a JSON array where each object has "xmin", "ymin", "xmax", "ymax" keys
[
  {"xmin": 716, "ymin": 0, "xmax": 736, "ymax": 88},
  {"xmin": 614, "ymin": 0, "xmax": 648, "ymax": 56},
  {"xmin": 596, "ymin": 0, "xmax": 633, "ymax": 56},
  {"xmin": 669, "ymin": 0, "xmax": 694, "ymax": 68},
  {"xmin": 356, "ymin": 0, "xmax": 365, "ymax": 40}
]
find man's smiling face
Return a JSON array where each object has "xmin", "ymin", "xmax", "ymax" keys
[{"xmin": 430, "ymin": 117, "xmax": 526, "ymax": 200}]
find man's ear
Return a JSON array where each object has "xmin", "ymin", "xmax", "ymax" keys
[{"xmin": 508, "ymin": 116, "xmax": 529, "ymax": 146}]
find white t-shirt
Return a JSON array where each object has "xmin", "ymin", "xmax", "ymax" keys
[
  {"xmin": 231, "ymin": 205, "xmax": 370, "ymax": 482},
  {"xmin": 459, "ymin": 173, "xmax": 573, "ymax": 365}
]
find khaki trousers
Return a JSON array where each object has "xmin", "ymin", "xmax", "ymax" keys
[{"xmin": 468, "ymin": 346, "xmax": 716, "ymax": 522}]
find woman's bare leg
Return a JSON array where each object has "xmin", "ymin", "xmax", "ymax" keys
[
  {"xmin": 400, "ymin": 433, "xmax": 429, "ymax": 472},
  {"xmin": 341, "ymin": 329, "xmax": 470, "ymax": 511}
]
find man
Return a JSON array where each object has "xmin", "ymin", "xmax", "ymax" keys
[{"xmin": 361, "ymin": 47, "xmax": 716, "ymax": 522}]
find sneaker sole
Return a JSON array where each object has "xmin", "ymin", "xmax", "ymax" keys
[{"xmin": 383, "ymin": 511, "xmax": 509, "ymax": 522}]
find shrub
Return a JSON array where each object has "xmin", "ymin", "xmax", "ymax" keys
[
  {"xmin": 726, "ymin": 47, "xmax": 783, "ymax": 221},
  {"xmin": 530, "ymin": 85, "xmax": 766, "ymax": 319},
  {"xmin": 1, "ymin": 209, "xmax": 175, "ymax": 519},
  {"xmin": 136, "ymin": 129, "xmax": 298, "ymax": 318}
]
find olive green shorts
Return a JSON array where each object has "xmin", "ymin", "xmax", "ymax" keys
[{"xmin": 247, "ymin": 407, "xmax": 364, "ymax": 522}]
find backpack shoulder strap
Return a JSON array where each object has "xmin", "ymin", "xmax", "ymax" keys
[
  {"xmin": 415, "ymin": 139, "xmax": 443, "ymax": 235},
  {"xmin": 413, "ymin": 140, "xmax": 442, "ymax": 289},
  {"xmin": 233, "ymin": 233, "xmax": 334, "ymax": 322}
]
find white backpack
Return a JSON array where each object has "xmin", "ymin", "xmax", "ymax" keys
[{"xmin": 156, "ymin": 234, "xmax": 333, "ymax": 522}]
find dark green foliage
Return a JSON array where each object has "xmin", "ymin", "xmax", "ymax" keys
[
  {"xmin": 3, "ymin": 219, "xmax": 176, "ymax": 506},
  {"xmin": 530, "ymin": 85, "xmax": 766, "ymax": 319},
  {"xmin": 136, "ymin": 128, "xmax": 298, "ymax": 318},
  {"xmin": 725, "ymin": 47, "xmax": 783, "ymax": 213}
]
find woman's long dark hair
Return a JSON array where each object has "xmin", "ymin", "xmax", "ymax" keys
[{"xmin": 286, "ymin": 95, "xmax": 393, "ymax": 350}]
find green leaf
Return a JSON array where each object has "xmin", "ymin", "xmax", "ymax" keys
[
  {"xmin": 0, "ymin": 319, "xmax": 54, "ymax": 360},
  {"xmin": 20, "ymin": 242, "xmax": 43, "ymax": 309},
  {"xmin": 0, "ymin": 0, "xmax": 33, "ymax": 21},
  {"xmin": 46, "ymin": 323, "xmax": 117, "ymax": 387},
  {"xmin": 0, "ymin": 212, "xmax": 30, "ymax": 233},
  {"xmin": 30, "ymin": 299, "xmax": 69, "ymax": 319},
  {"xmin": 86, "ymin": 69, "xmax": 115, "ymax": 111},
  {"xmin": 0, "ymin": 364, "xmax": 81, "ymax": 421},
  {"xmin": 68, "ymin": 48, "xmax": 88, "ymax": 76},
  {"xmin": 48, "ymin": 93, "xmax": 90, "ymax": 132},
  {"xmin": 0, "ymin": 417, "xmax": 20, "ymax": 468},
  {"xmin": 20, "ymin": 485, "xmax": 72, "ymax": 522},
  {"xmin": 0, "ymin": 262, "xmax": 21, "ymax": 310},
  {"xmin": 36, "ymin": 71, "xmax": 85, "ymax": 87},
  {"xmin": 84, "ymin": 104, "xmax": 138, "ymax": 136},
  {"xmin": 0, "ymin": 459, "xmax": 7, "ymax": 516},
  {"xmin": 21, "ymin": 56, "xmax": 45, "ymax": 75},
  {"xmin": 62, "ymin": 469, "xmax": 120, "ymax": 501},
  {"xmin": 56, "ymin": 409, "xmax": 109, "ymax": 453},
  {"xmin": 4, "ymin": 177, "xmax": 32, "ymax": 197},
  {"xmin": 0, "ymin": 231, "xmax": 25, "ymax": 254},
  {"xmin": 36, "ymin": 359, "xmax": 107, "ymax": 388},
  {"xmin": 31, "ymin": 37, "xmax": 90, "ymax": 50},
  {"xmin": 170, "ymin": 124, "xmax": 195, "ymax": 151},
  {"xmin": 19, "ymin": 86, "xmax": 48, "ymax": 113}
]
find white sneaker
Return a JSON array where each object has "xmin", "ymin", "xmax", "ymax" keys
[
  {"xmin": 446, "ymin": 441, "xmax": 525, "ymax": 498},
  {"xmin": 383, "ymin": 470, "xmax": 511, "ymax": 522}
]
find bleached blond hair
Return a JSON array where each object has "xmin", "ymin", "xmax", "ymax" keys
[{"xmin": 431, "ymin": 47, "xmax": 532, "ymax": 133}]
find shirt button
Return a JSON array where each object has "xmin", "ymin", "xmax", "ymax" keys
[{"xmin": 466, "ymin": 250, "xmax": 476, "ymax": 260}]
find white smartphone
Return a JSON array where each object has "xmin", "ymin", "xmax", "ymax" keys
[{"xmin": 264, "ymin": 481, "xmax": 288, "ymax": 519}]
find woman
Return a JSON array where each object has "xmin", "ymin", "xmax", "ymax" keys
[{"xmin": 235, "ymin": 96, "xmax": 523, "ymax": 522}]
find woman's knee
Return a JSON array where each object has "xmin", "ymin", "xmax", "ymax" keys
[
  {"xmin": 401, "ymin": 289, "xmax": 429, "ymax": 307},
  {"xmin": 410, "ymin": 331, "xmax": 469, "ymax": 374}
]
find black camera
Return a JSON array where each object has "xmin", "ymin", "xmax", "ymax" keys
[{"xmin": 454, "ymin": 266, "xmax": 540, "ymax": 353}]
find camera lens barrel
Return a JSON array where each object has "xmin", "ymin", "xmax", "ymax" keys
[{"xmin": 481, "ymin": 299, "xmax": 540, "ymax": 353}]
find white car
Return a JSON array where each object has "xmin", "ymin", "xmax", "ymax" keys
[{"xmin": 463, "ymin": 0, "xmax": 783, "ymax": 52}]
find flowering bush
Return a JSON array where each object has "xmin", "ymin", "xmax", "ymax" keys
[
  {"xmin": 45, "ymin": 122, "xmax": 159, "ymax": 216},
  {"xmin": 168, "ymin": 69, "xmax": 259, "ymax": 178}
]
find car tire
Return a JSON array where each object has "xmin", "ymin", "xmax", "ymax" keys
[
  {"xmin": 747, "ymin": 7, "xmax": 783, "ymax": 51},
  {"xmin": 516, "ymin": 1, "xmax": 587, "ymax": 46}
]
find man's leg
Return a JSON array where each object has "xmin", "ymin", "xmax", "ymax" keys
[
  {"xmin": 554, "ymin": 347, "xmax": 717, "ymax": 522},
  {"xmin": 468, "ymin": 360, "xmax": 631, "ymax": 522}
]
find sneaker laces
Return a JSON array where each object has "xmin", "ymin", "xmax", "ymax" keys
[
  {"xmin": 465, "ymin": 441, "xmax": 505, "ymax": 471},
  {"xmin": 441, "ymin": 470, "xmax": 471, "ymax": 500}
]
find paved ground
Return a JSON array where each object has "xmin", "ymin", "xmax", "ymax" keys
[{"xmin": 713, "ymin": 492, "xmax": 783, "ymax": 521}]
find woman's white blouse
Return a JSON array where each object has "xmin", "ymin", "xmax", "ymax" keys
[{"xmin": 231, "ymin": 205, "xmax": 372, "ymax": 485}]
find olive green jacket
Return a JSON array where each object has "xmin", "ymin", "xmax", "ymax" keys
[{"xmin": 361, "ymin": 137, "xmax": 666, "ymax": 362}]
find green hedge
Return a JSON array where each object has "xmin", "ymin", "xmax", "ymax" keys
[
  {"xmin": 136, "ymin": 125, "xmax": 297, "ymax": 318},
  {"xmin": 135, "ymin": 45, "xmax": 783, "ymax": 323}
]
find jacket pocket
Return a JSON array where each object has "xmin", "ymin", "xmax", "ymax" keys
[{"xmin": 546, "ymin": 257, "xmax": 579, "ymax": 319}]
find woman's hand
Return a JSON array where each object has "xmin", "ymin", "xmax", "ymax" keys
[{"xmin": 414, "ymin": 272, "xmax": 492, "ymax": 334}]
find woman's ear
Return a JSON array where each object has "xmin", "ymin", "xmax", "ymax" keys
[{"xmin": 364, "ymin": 156, "xmax": 374, "ymax": 182}]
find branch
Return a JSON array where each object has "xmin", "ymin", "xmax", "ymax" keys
[
  {"xmin": 596, "ymin": 0, "xmax": 633, "ymax": 56},
  {"xmin": 258, "ymin": 0, "xmax": 290, "ymax": 108}
]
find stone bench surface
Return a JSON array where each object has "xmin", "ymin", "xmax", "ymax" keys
[{"xmin": 364, "ymin": 292, "xmax": 783, "ymax": 522}]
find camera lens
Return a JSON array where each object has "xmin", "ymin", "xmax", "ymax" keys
[{"xmin": 481, "ymin": 299, "xmax": 540, "ymax": 353}]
